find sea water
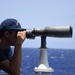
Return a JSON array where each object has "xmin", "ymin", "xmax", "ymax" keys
[{"xmin": 21, "ymin": 48, "xmax": 75, "ymax": 75}]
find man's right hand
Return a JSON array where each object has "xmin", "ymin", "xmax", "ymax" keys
[{"xmin": 15, "ymin": 31, "xmax": 26, "ymax": 46}]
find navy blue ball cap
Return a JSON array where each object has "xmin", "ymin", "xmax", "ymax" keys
[{"xmin": 0, "ymin": 18, "xmax": 26, "ymax": 31}]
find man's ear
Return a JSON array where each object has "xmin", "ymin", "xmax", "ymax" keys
[{"xmin": 4, "ymin": 31, "xmax": 9, "ymax": 38}]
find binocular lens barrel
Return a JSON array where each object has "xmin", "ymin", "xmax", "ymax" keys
[
  {"xmin": 33, "ymin": 26, "xmax": 72, "ymax": 37},
  {"xmin": 26, "ymin": 26, "xmax": 72, "ymax": 38}
]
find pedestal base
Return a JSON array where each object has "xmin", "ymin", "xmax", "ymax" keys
[{"xmin": 34, "ymin": 64, "xmax": 54, "ymax": 73}]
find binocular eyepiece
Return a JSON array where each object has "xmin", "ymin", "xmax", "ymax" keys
[{"xmin": 26, "ymin": 26, "xmax": 72, "ymax": 39}]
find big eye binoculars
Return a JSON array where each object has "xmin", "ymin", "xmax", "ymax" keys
[{"xmin": 26, "ymin": 26, "xmax": 72, "ymax": 39}]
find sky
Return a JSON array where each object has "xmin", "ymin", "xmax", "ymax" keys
[{"xmin": 0, "ymin": 0, "xmax": 75, "ymax": 49}]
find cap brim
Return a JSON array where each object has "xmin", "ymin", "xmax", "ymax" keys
[
  {"xmin": 8, "ymin": 28, "xmax": 26, "ymax": 31},
  {"xmin": 0, "ymin": 28, "xmax": 26, "ymax": 31},
  {"xmin": 15, "ymin": 28, "xmax": 26, "ymax": 31}
]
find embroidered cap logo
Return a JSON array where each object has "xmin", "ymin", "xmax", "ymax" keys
[{"xmin": 16, "ymin": 21, "xmax": 19, "ymax": 25}]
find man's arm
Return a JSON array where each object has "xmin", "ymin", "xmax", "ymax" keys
[
  {"xmin": 0, "ymin": 46, "xmax": 22, "ymax": 75},
  {"xmin": 0, "ymin": 31, "xmax": 26, "ymax": 75}
]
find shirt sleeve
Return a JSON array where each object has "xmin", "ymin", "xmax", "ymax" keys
[
  {"xmin": 0, "ymin": 49, "xmax": 7, "ymax": 62},
  {"xmin": 5, "ymin": 47, "xmax": 13, "ymax": 60}
]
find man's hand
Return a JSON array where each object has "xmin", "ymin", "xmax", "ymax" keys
[{"xmin": 15, "ymin": 31, "xmax": 26, "ymax": 46}]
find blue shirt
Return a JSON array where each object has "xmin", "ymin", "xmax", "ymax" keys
[{"xmin": 0, "ymin": 47, "xmax": 13, "ymax": 62}]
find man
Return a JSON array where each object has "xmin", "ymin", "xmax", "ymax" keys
[{"xmin": 0, "ymin": 18, "xmax": 26, "ymax": 75}]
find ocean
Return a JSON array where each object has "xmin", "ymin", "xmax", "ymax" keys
[
  {"xmin": 0, "ymin": 48, "xmax": 75, "ymax": 75},
  {"xmin": 21, "ymin": 48, "xmax": 75, "ymax": 75}
]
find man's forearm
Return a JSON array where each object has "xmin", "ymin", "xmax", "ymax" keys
[{"xmin": 10, "ymin": 45, "xmax": 22, "ymax": 75}]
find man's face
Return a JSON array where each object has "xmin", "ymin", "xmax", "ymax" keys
[{"xmin": 7, "ymin": 31, "xmax": 17, "ymax": 46}]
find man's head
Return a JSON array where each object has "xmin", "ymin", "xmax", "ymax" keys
[
  {"xmin": 0, "ymin": 18, "xmax": 26, "ymax": 37},
  {"xmin": 0, "ymin": 18, "xmax": 26, "ymax": 48}
]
